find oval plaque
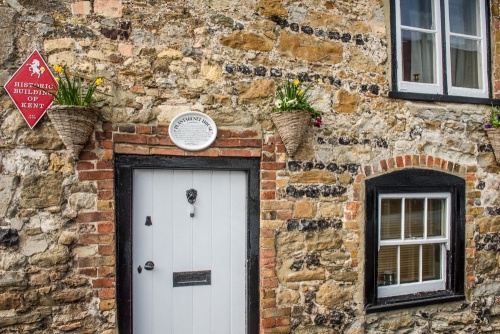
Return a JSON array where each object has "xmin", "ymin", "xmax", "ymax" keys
[{"xmin": 168, "ymin": 111, "xmax": 217, "ymax": 151}]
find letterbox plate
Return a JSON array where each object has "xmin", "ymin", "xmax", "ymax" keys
[{"xmin": 173, "ymin": 270, "xmax": 211, "ymax": 287}]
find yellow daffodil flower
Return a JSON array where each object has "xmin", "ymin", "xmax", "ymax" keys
[
  {"xmin": 95, "ymin": 77, "xmax": 103, "ymax": 85},
  {"xmin": 293, "ymin": 79, "xmax": 300, "ymax": 86},
  {"xmin": 318, "ymin": 78, "xmax": 322, "ymax": 83},
  {"xmin": 298, "ymin": 89, "xmax": 304, "ymax": 95},
  {"xmin": 54, "ymin": 65, "xmax": 64, "ymax": 73}
]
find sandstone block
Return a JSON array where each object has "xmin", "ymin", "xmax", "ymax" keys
[
  {"xmin": 239, "ymin": 79, "xmax": 275, "ymax": 104},
  {"xmin": 257, "ymin": 0, "xmax": 288, "ymax": 18},
  {"xmin": 20, "ymin": 173, "xmax": 63, "ymax": 209},
  {"xmin": 31, "ymin": 246, "xmax": 69, "ymax": 267},
  {"xmin": 335, "ymin": 89, "xmax": 359, "ymax": 113},
  {"xmin": 286, "ymin": 268, "xmax": 325, "ymax": 282},
  {"xmin": 52, "ymin": 288, "xmax": 90, "ymax": 303},
  {"xmin": 220, "ymin": 31, "xmax": 274, "ymax": 52},
  {"xmin": 44, "ymin": 38, "xmax": 74, "ymax": 52},
  {"xmin": 0, "ymin": 292, "xmax": 21, "ymax": 310},
  {"xmin": 293, "ymin": 199, "xmax": 317, "ymax": 218},
  {"xmin": 289, "ymin": 171, "xmax": 336, "ymax": 184},
  {"xmin": 277, "ymin": 289, "xmax": 300, "ymax": 304},
  {"xmin": 71, "ymin": 1, "xmax": 92, "ymax": 15},
  {"xmin": 48, "ymin": 51, "xmax": 76, "ymax": 67},
  {"xmin": 316, "ymin": 280, "xmax": 353, "ymax": 308},
  {"xmin": 319, "ymin": 203, "xmax": 343, "ymax": 218},
  {"xmin": 20, "ymin": 234, "xmax": 48, "ymax": 256},
  {"xmin": 278, "ymin": 31, "xmax": 342, "ymax": 64},
  {"xmin": 118, "ymin": 43, "xmax": 133, "ymax": 57},
  {"xmin": 94, "ymin": 0, "xmax": 123, "ymax": 18},
  {"xmin": 277, "ymin": 232, "xmax": 305, "ymax": 257},
  {"xmin": 157, "ymin": 48, "xmax": 183, "ymax": 60},
  {"xmin": 306, "ymin": 230, "xmax": 343, "ymax": 251},
  {"xmin": 0, "ymin": 176, "xmax": 16, "ymax": 217},
  {"xmin": 0, "ymin": 307, "xmax": 51, "ymax": 327}
]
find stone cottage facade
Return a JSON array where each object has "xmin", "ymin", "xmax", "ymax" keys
[{"xmin": 1, "ymin": 0, "xmax": 500, "ymax": 333}]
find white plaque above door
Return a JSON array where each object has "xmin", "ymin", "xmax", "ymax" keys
[{"xmin": 168, "ymin": 111, "xmax": 217, "ymax": 151}]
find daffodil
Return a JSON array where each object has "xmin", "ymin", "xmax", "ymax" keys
[
  {"xmin": 298, "ymin": 89, "xmax": 304, "ymax": 96},
  {"xmin": 293, "ymin": 79, "xmax": 300, "ymax": 86},
  {"xmin": 95, "ymin": 77, "xmax": 103, "ymax": 85},
  {"xmin": 54, "ymin": 65, "xmax": 64, "ymax": 73}
]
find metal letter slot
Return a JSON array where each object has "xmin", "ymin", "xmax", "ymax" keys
[{"xmin": 173, "ymin": 270, "xmax": 211, "ymax": 287}]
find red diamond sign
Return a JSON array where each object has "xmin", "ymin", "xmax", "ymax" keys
[{"xmin": 4, "ymin": 50, "xmax": 58, "ymax": 129}]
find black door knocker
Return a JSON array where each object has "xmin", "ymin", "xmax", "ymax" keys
[{"xmin": 186, "ymin": 188, "xmax": 197, "ymax": 217}]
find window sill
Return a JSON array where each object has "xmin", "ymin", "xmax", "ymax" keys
[
  {"xmin": 388, "ymin": 91, "xmax": 500, "ymax": 106},
  {"xmin": 365, "ymin": 291, "xmax": 465, "ymax": 313}
]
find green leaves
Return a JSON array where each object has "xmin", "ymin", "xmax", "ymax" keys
[
  {"xmin": 36, "ymin": 65, "xmax": 107, "ymax": 107},
  {"xmin": 273, "ymin": 80, "xmax": 321, "ymax": 120}
]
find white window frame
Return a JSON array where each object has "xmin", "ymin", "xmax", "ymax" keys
[
  {"xmin": 395, "ymin": 0, "xmax": 489, "ymax": 98},
  {"xmin": 444, "ymin": 0, "xmax": 489, "ymax": 98},
  {"xmin": 377, "ymin": 193, "xmax": 451, "ymax": 298}
]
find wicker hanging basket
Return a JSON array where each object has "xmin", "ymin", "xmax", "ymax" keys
[
  {"xmin": 486, "ymin": 128, "xmax": 500, "ymax": 164},
  {"xmin": 47, "ymin": 105, "xmax": 98, "ymax": 160},
  {"xmin": 270, "ymin": 110, "xmax": 311, "ymax": 156}
]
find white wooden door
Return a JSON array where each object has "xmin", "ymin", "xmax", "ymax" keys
[{"xmin": 132, "ymin": 169, "xmax": 247, "ymax": 334}]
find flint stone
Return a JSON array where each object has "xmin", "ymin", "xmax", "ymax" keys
[
  {"xmin": 0, "ymin": 229, "xmax": 19, "ymax": 247},
  {"xmin": 20, "ymin": 172, "xmax": 63, "ymax": 209}
]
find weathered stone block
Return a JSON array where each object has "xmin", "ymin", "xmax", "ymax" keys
[
  {"xmin": 278, "ymin": 31, "xmax": 342, "ymax": 64},
  {"xmin": 0, "ymin": 7, "xmax": 17, "ymax": 65},
  {"xmin": 289, "ymin": 171, "xmax": 336, "ymax": 184},
  {"xmin": 71, "ymin": 1, "xmax": 92, "ymax": 16},
  {"xmin": 220, "ymin": 31, "xmax": 274, "ymax": 52},
  {"xmin": 0, "ymin": 175, "xmax": 16, "ymax": 219},
  {"xmin": 239, "ymin": 79, "xmax": 275, "ymax": 104},
  {"xmin": 257, "ymin": 0, "xmax": 288, "ymax": 18},
  {"xmin": 31, "ymin": 246, "xmax": 69, "ymax": 267},
  {"xmin": 20, "ymin": 172, "xmax": 63, "ymax": 209},
  {"xmin": 335, "ymin": 89, "xmax": 359, "ymax": 113},
  {"xmin": 94, "ymin": 0, "xmax": 123, "ymax": 18},
  {"xmin": 316, "ymin": 280, "xmax": 353, "ymax": 308},
  {"xmin": 293, "ymin": 200, "xmax": 317, "ymax": 218}
]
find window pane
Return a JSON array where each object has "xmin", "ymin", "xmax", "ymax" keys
[
  {"xmin": 427, "ymin": 198, "xmax": 446, "ymax": 237},
  {"xmin": 450, "ymin": 37, "xmax": 481, "ymax": 89},
  {"xmin": 400, "ymin": 0, "xmax": 434, "ymax": 29},
  {"xmin": 381, "ymin": 199, "xmax": 402, "ymax": 240},
  {"xmin": 449, "ymin": 0, "xmax": 479, "ymax": 36},
  {"xmin": 378, "ymin": 246, "xmax": 398, "ymax": 286},
  {"xmin": 400, "ymin": 245, "xmax": 420, "ymax": 283},
  {"xmin": 404, "ymin": 199, "xmax": 424, "ymax": 239},
  {"xmin": 422, "ymin": 244, "xmax": 442, "ymax": 281},
  {"xmin": 402, "ymin": 30, "xmax": 436, "ymax": 84}
]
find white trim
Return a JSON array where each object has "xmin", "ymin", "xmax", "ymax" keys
[
  {"xmin": 395, "ymin": 0, "xmax": 443, "ymax": 95},
  {"xmin": 444, "ymin": 0, "xmax": 489, "ymax": 98},
  {"xmin": 395, "ymin": 0, "xmax": 489, "ymax": 98},
  {"xmin": 377, "ymin": 193, "xmax": 450, "ymax": 298}
]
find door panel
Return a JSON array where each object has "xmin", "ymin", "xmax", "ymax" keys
[{"xmin": 133, "ymin": 169, "xmax": 247, "ymax": 334}]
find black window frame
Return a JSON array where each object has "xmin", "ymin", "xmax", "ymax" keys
[
  {"xmin": 389, "ymin": 0, "xmax": 500, "ymax": 106},
  {"xmin": 365, "ymin": 169, "xmax": 465, "ymax": 313}
]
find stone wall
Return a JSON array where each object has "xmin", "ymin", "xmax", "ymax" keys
[{"xmin": 0, "ymin": 0, "xmax": 499, "ymax": 333}]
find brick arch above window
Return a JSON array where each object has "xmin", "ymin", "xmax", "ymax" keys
[{"xmin": 362, "ymin": 165, "xmax": 467, "ymax": 312}]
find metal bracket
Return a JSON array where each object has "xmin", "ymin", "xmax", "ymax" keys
[{"xmin": 145, "ymin": 216, "xmax": 152, "ymax": 226}]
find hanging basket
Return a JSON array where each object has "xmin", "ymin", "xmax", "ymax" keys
[
  {"xmin": 486, "ymin": 128, "xmax": 500, "ymax": 164},
  {"xmin": 270, "ymin": 110, "xmax": 311, "ymax": 156},
  {"xmin": 47, "ymin": 105, "xmax": 98, "ymax": 160}
]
